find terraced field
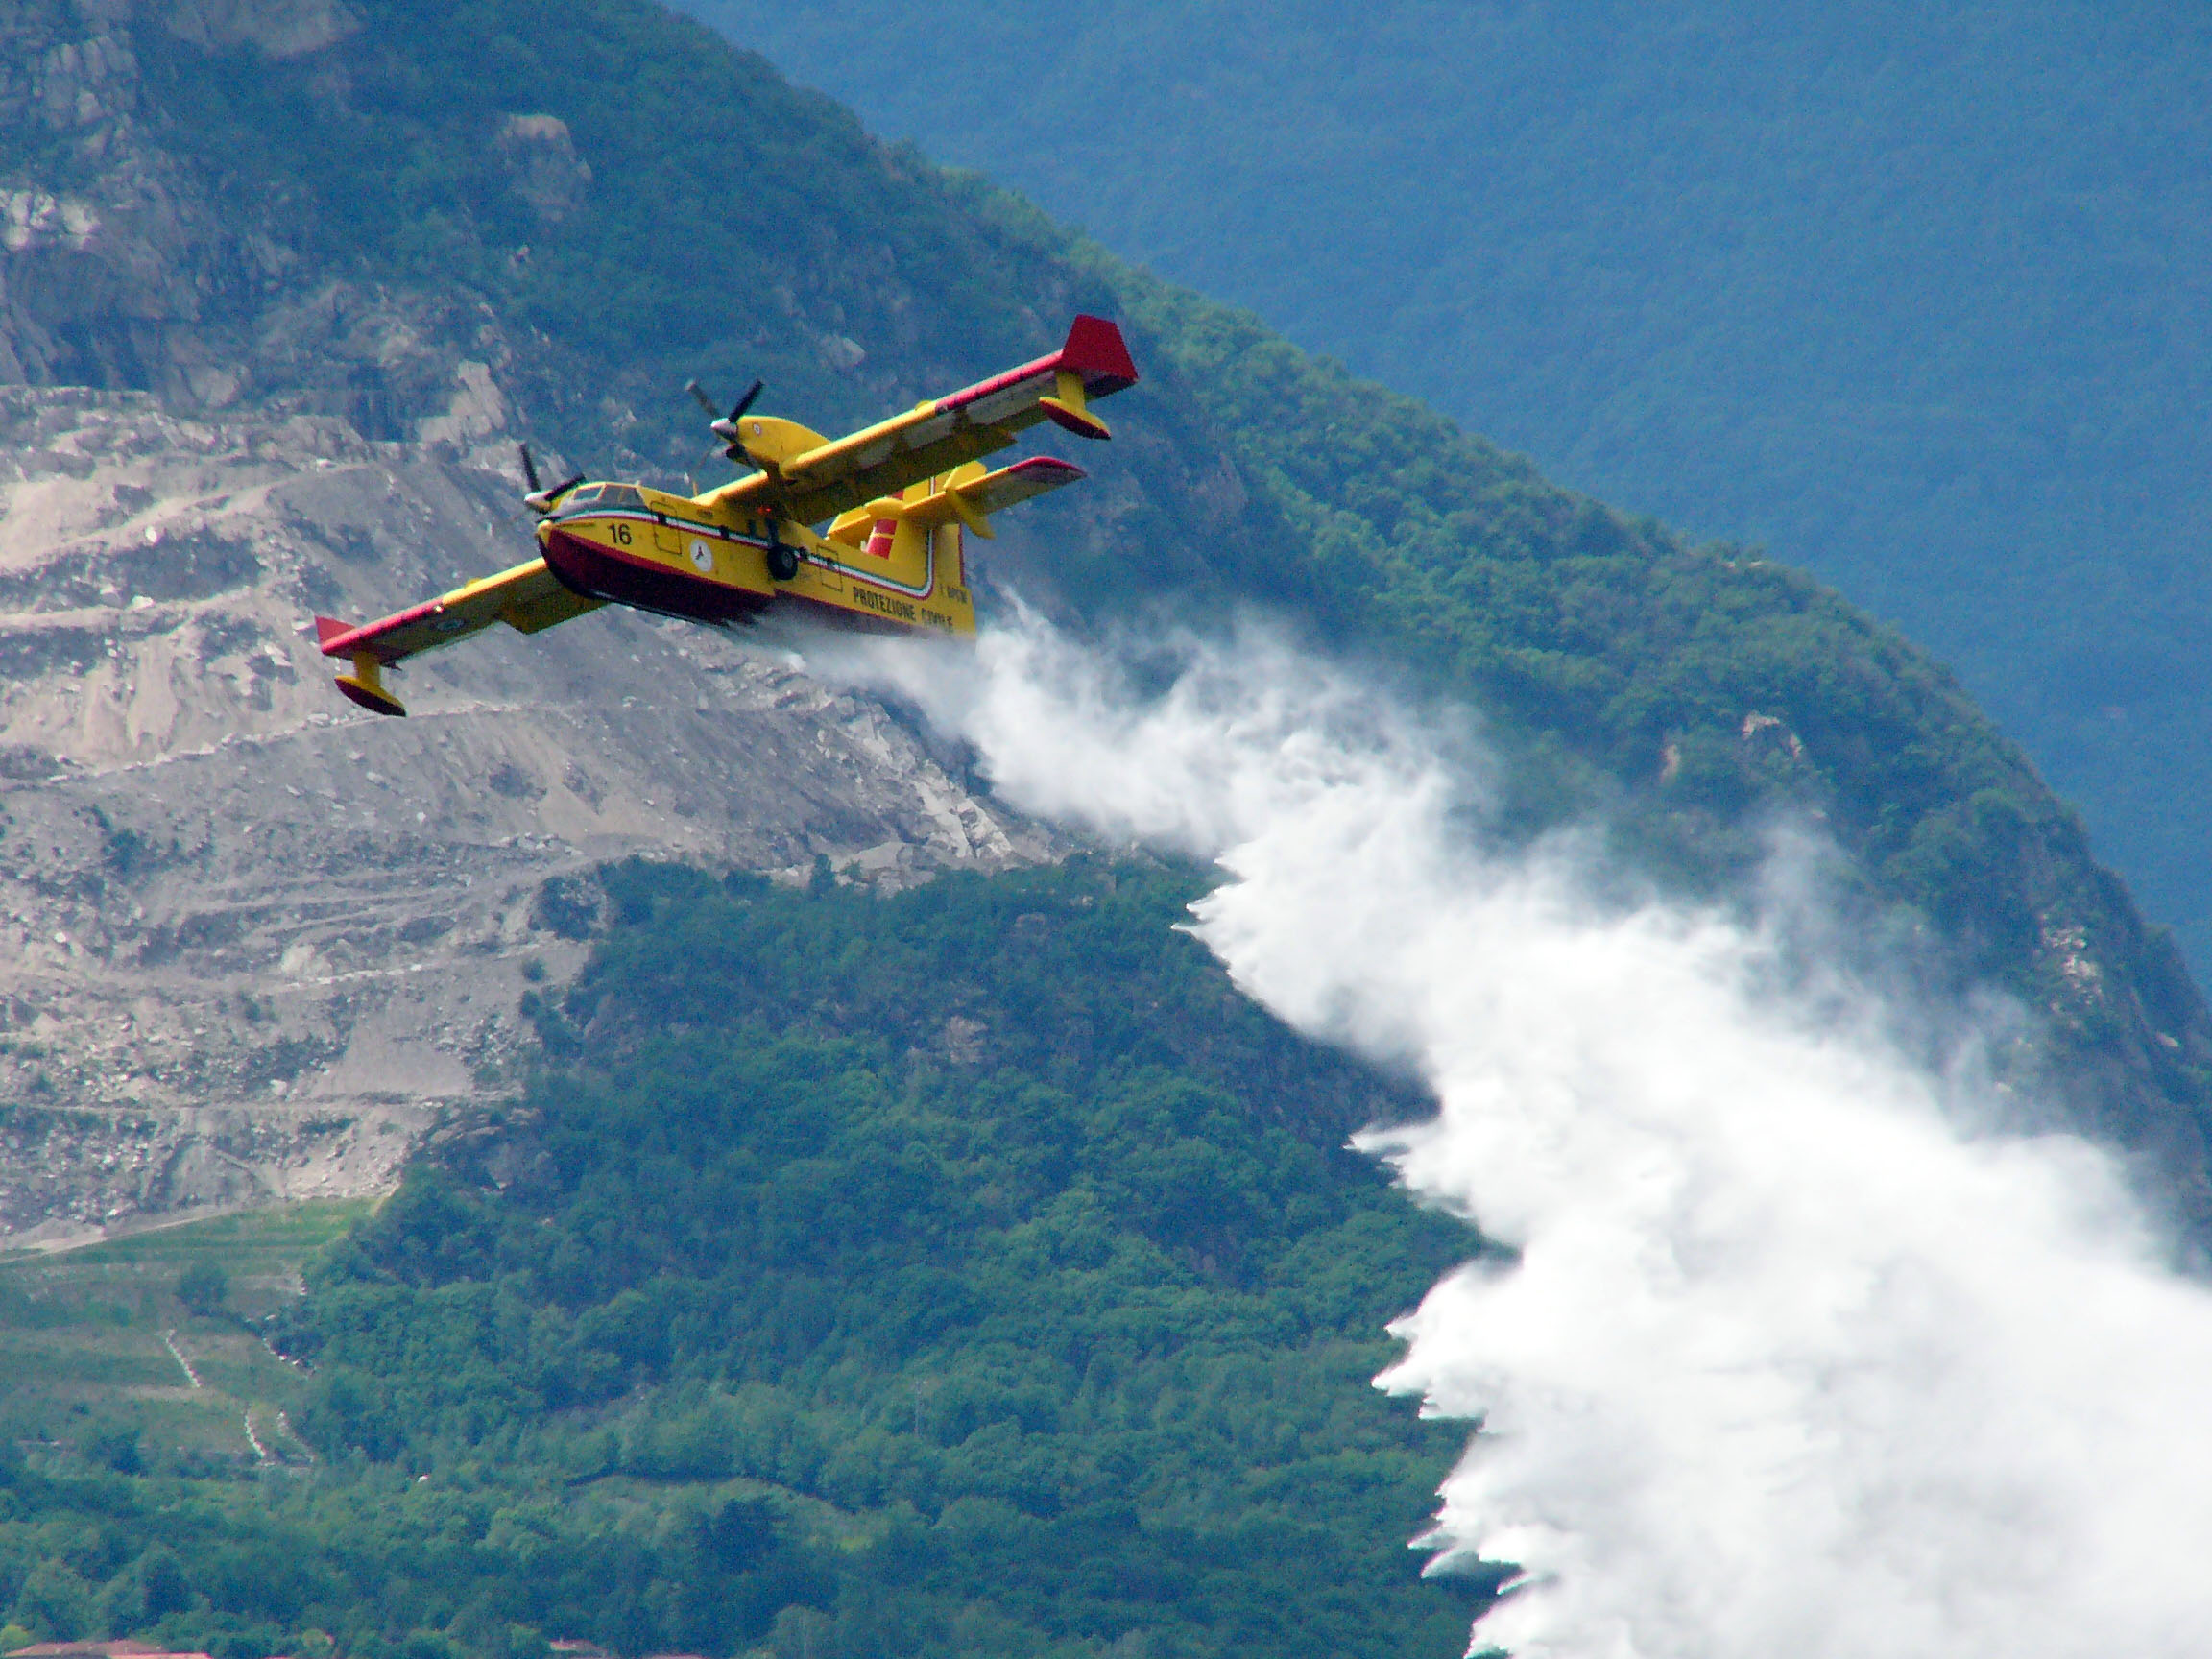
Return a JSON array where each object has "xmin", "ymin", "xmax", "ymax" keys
[{"xmin": 0, "ymin": 1201, "xmax": 370, "ymax": 1473}]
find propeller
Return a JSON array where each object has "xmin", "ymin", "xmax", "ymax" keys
[
  {"xmin": 686, "ymin": 377, "xmax": 765, "ymax": 461},
  {"xmin": 518, "ymin": 444, "xmax": 586, "ymax": 516}
]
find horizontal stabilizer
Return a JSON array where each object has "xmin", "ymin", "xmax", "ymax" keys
[
  {"xmin": 828, "ymin": 457, "xmax": 1087, "ymax": 550},
  {"xmin": 955, "ymin": 455, "xmax": 1087, "ymax": 512}
]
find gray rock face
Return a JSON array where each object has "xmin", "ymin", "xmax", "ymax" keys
[
  {"xmin": 0, "ymin": 6, "xmax": 1062, "ymax": 1248},
  {"xmin": 494, "ymin": 115, "xmax": 592, "ymax": 226},
  {"xmin": 163, "ymin": 0, "xmax": 359, "ymax": 60},
  {"xmin": 0, "ymin": 384, "xmax": 1058, "ymax": 1247},
  {"xmin": 0, "ymin": 0, "xmax": 529, "ymax": 446}
]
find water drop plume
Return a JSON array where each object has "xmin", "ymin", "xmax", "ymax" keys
[{"xmin": 824, "ymin": 615, "xmax": 2212, "ymax": 1657}]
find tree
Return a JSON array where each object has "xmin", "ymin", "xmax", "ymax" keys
[{"xmin": 177, "ymin": 1260, "xmax": 227, "ymax": 1316}]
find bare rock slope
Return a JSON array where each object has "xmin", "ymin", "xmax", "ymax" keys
[{"xmin": 0, "ymin": 384, "xmax": 1054, "ymax": 1247}]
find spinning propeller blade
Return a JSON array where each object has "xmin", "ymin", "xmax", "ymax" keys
[
  {"xmin": 685, "ymin": 376, "xmax": 769, "ymax": 470},
  {"xmin": 518, "ymin": 444, "xmax": 584, "ymax": 515},
  {"xmin": 710, "ymin": 379, "xmax": 765, "ymax": 445}
]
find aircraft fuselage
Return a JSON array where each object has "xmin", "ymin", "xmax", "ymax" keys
[{"xmin": 537, "ymin": 481, "xmax": 973, "ymax": 637}]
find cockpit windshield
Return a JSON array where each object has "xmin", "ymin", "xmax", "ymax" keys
[{"xmin": 557, "ymin": 483, "xmax": 645, "ymax": 515}]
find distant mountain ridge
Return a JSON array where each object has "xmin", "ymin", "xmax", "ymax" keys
[{"xmin": 1, "ymin": 0, "xmax": 2209, "ymax": 1234}]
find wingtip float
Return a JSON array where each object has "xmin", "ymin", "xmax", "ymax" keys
[{"xmin": 311, "ymin": 316, "xmax": 1139, "ymax": 717}]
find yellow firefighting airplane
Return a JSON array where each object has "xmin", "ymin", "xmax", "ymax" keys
[{"xmin": 313, "ymin": 316, "xmax": 1139, "ymax": 716}]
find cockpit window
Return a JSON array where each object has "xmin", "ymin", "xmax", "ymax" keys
[
  {"xmin": 563, "ymin": 485, "xmax": 604, "ymax": 506},
  {"xmin": 599, "ymin": 485, "xmax": 645, "ymax": 508}
]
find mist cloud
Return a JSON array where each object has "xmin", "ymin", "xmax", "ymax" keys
[{"xmin": 824, "ymin": 616, "xmax": 2212, "ymax": 1657}]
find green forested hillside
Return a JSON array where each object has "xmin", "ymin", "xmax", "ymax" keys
[
  {"xmin": 4, "ymin": 8, "xmax": 2212, "ymax": 1647},
  {"xmin": 681, "ymin": 0, "xmax": 2212, "ymax": 976},
  {"xmin": 56, "ymin": 0, "xmax": 2210, "ymax": 1193},
  {"xmin": 0, "ymin": 861, "xmax": 1488, "ymax": 1659}
]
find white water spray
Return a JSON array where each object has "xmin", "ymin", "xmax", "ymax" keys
[{"xmin": 826, "ymin": 618, "xmax": 2212, "ymax": 1657}]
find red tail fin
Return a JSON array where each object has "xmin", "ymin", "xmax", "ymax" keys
[{"xmin": 1058, "ymin": 315, "xmax": 1139, "ymax": 397}]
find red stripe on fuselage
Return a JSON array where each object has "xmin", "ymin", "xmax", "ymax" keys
[
  {"xmin": 542, "ymin": 527, "xmax": 770, "ymax": 627},
  {"xmin": 542, "ymin": 527, "xmax": 926, "ymax": 636}
]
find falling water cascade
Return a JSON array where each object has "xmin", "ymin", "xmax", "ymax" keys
[{"xmin": 821, "ymin": 617, "xmax": 2212, "ymax": 1658}]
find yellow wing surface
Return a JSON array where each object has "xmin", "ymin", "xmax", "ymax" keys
[
  {"xmin": 707, "ymin": 315, "xmax": 1139, "ymax": 527},
  {"xmin": 314, "ymin": 559, "xmax": 601, "ymax": 716}
]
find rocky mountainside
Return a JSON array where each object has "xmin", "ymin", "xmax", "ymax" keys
[
  {"xmin": 0, "ymin": 0, "xmax": 1078, "ymax": 1246},
  {"xmin": 5, "ymin": 0, "xmax": 339, "ymax": 405},
  {"xmin": 0, "ymin": 381, "xmax": 1055, "ymax": 1248}
]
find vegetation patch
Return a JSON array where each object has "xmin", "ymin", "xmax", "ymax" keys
[{"xmin": 0, "ymin": 862, "xmax": 1493, "ymax": 1659}]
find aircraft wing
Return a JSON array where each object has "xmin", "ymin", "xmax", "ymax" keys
[
  {"xmin": 313, "ymin": 557, "xmax": 602, "ymax": 715},
  {"xmin": 316, "ymin": 557, "xmax": 600, "ymax": 665},
  {"xmin": 711, "ymin": 315, "xmax": 1138, "ymax": 527}
]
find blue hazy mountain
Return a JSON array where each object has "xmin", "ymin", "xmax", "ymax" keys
[{"xmin": 685, "ymin": 0, "xmax": 2212, "ymax": 970}]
